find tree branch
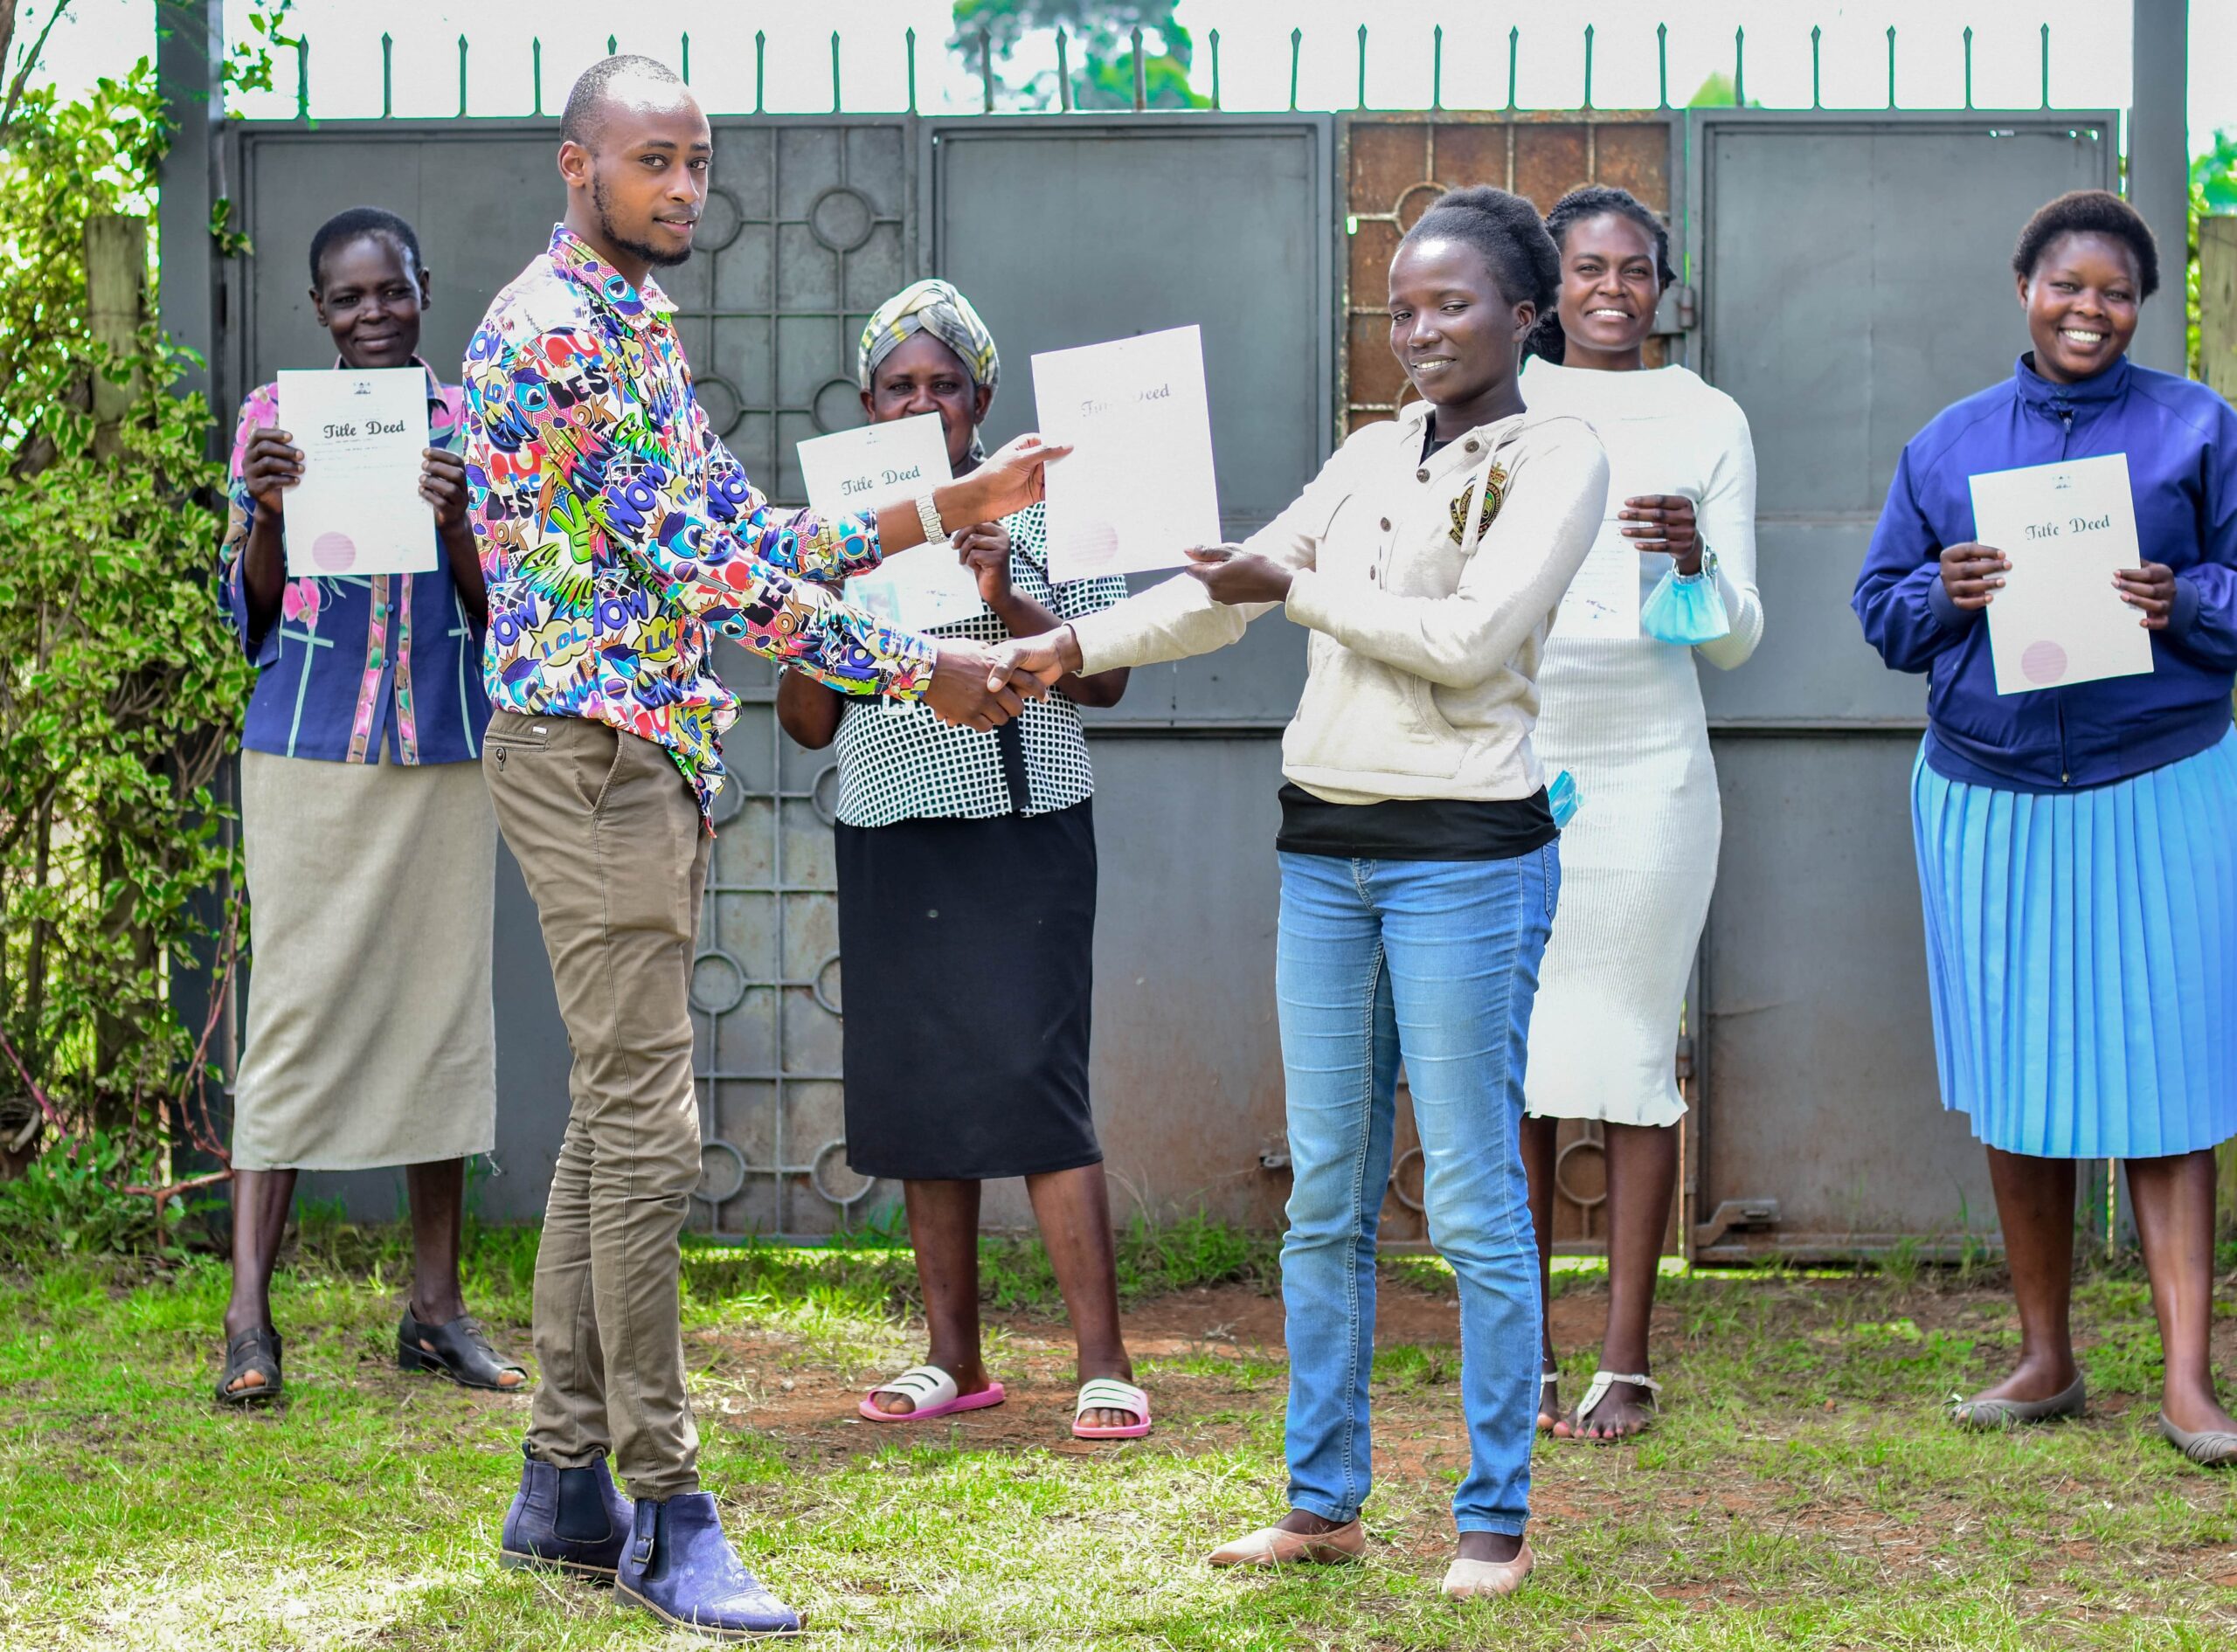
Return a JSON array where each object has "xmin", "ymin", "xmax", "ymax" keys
[{"xmin": 0, "ymin": 1, "xmax": 71, "ymax": 138}]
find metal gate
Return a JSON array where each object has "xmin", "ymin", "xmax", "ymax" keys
[
  {"xmin": 208, "ymin": 97, "xmax": 2138, "ymax": 1252},
  {"xmin": 221, "ymin": 115, "xmax": 924, "ymax": 1232},
  {"xmin": 216, "ymin": 112, "xmax": 1335, "ymax": 1234},
  {"xmin": 1686, "ymin": 111, "xmax": 2119, "ymax": 1259}
]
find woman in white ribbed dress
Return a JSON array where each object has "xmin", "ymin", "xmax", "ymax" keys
[{"xmin": 1518, "ymin": 187, "xmax": 1764, "ymax": 1441}]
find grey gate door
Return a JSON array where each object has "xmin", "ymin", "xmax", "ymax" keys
[
  {"xmin": 925, "ymin": 115, "xmax": 1335, "ymax": 1229},
  {"xmin": 1687, "ymin": 111, "xmax": 2119, "ymax": 1259},
  {"xmin": 220, "ymin": 115, "xmax": 918, "ymax": 1230}
]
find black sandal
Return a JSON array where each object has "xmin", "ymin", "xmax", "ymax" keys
[
  {"xmin": 216, "ymin": 1324, "xmax": 284, "ymax": 1407},
  {"xmin": 398, "ymin": 1308, "xmax": 529, "ymax": 1392}
]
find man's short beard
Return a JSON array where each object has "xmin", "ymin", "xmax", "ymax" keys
[{"xmin": 592, "ymin": 173, "xmax": 694, "ymax": 269}]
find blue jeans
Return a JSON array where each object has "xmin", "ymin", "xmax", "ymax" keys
[{"xmin": 1275, "ymin": 847, "xmax": 1556, "ymax": 1536}]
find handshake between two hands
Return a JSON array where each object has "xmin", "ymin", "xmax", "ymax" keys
[
  {"xmin": 922, "ymin": 628, "xmax": 1083, "ymax": 731},
  {"xmin": 921, "ymin": 542, "xmax": 1290, "ymax": 731},
  {"xmin": 923, "ymin": 542, "xmax": 1289, "ymax": 729}
]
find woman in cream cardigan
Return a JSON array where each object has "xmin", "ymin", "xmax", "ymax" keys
[{"xmin": 992, "ymin": 186, "xmax": 1608, "ymax": 1601}]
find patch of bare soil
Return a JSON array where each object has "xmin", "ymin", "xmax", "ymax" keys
[
  {"xmin": 1072, "ymin": 1275, "xmax": 1472, "ymax": 1354},
  {"xmin": 692, "ymin": 1267, "xmax": 2237, "ymax": 1578}
]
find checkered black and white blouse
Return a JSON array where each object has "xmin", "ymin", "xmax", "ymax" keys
[{"xmin": 833, "ymin": 503, "xmax": 1128, "ymax": 829}]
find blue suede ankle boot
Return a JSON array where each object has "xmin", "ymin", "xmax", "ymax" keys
[
  {"xmin": 498, "ymin": 1442, "xmax": 632, "ymax": 1579},
  {"xmin": 615, "ymin": 1492, "xmax": 801, "ymax": 1639}
]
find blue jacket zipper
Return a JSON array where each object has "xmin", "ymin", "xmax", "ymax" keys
[{"xmin": 2053, "ymin": 402, "xmax": 2074, "ymax": 785}]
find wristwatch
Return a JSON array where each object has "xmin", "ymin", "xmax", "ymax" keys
[
  {"xmin": 1673, "ymin": 543, "xmax": 1717, "ymax": 583},
  {"xmin": 914, "ymin": 492, "xmax": 947, "ymax": 546}
]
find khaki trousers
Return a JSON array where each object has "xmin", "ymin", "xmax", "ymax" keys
[{"xmin": 483, "ymin": 710, "xmax": 710, "ymax": 1499}]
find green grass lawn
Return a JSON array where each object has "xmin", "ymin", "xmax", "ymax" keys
[{"xmin": 3, "ymin": 1218, "xmax": 2234, "ymax": 1649}]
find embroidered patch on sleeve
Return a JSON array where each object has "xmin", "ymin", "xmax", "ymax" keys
[{"xmin": 1449, "ymin": 463, "xmax": 1509, "ymax": 545}]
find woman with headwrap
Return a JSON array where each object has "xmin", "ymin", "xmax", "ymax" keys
[{"xmin": 777, "ymin": 280, "xmax": 1149, "ymax": 1439}]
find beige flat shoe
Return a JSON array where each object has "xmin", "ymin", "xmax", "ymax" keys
[
  {"xmin": 1207, "ymin": 1517, "xmax": 1366, "ymax": 1567},
  {"xmin": 1442, "ymin": 1541, "xmax": 1534, "ymax": 1600}
]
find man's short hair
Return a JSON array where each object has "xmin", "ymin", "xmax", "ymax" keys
[{"xmin": 560, "ymin": 54, "xmax": 687, "ymax": 150}]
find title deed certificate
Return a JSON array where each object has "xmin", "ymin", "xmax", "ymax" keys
[
  {"xmin": 275, "ymin": 368, "xmax": 433, "ymax": 577},
  {"xmin": 1968, "ymin": 452, "xmax": 2152, "ymax": 695},
  {"xmin": 1032, "ymin": 325, "xmax": 1222, "ymax": 582},
  {"xmin": 796, "ymin": 413, "xmax": 980, "ymax": 631}
]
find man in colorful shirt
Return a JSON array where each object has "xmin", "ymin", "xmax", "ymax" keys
[{"xmin": 465, "ymin": 56, "xmax": 1061, "ymax": 1639}]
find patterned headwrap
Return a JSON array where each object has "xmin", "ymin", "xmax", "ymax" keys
[{"xmin": 857, "ymin": 280, "xmax": 1001, "ymax": 456}]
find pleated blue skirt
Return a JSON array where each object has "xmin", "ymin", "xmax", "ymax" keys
[{"xmin": 1911, "ymin": 728, "xmax": 2237, "ymax": 1159}]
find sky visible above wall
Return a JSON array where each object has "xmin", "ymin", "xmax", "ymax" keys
[{"xmin": 15, "ymin": 3, "xmax": 2234, "ymax": 143}]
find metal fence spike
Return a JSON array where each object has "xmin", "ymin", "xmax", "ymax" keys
[{"xmin": 224, "ymin": 15, "xmax": 2092, "ymax": 130}]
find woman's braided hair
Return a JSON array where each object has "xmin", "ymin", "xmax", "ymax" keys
[{"xmin": 1525, "ymin": 184, "xmax": 1676, "ymax": 364}]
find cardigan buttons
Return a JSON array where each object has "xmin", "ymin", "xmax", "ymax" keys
[
  {"xmin": 1379, "ymin": 516, "xmax": 1391, "ymax": 530},
  {"xmin": 1465, "ymin": 438, "xmax": 1481, "ymax": 453},
  {"xmin": 1416, "ymin": 467, "xmax": 1430, "ymax": 482}
]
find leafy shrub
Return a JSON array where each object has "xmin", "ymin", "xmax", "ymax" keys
[{"xmin": 0, "ymin": 1128, "xmax": 178, "ymax": 1265}]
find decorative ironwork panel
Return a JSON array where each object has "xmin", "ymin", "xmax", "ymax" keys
[{"xmin": 678, "ymin": 120, "xmax": 911, "ymax": 1236}]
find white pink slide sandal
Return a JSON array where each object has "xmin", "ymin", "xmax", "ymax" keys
[
  {"xmin": 1071, "ymin": 1377, "xmax": 1152, "ymax": 1439},
  {"xmin": 857, "ymin": 1364, "xmax": 1007, "ymax": 1423}
]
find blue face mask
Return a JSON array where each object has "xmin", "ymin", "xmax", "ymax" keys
[
  {"xmin": 1640, "ymin": 552, "xmax": 1731, "ymax": 646},
  {"xmin": 1548, "ymin": 769, "xmax": 1580, "ymax": 828}
]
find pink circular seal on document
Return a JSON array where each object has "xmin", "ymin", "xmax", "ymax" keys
[
  {"xmin": 311, "ymin": 530, "xmax": 357, "ymax": 573},
  {"xmin": 1056, "ymin": 520, "xmax": 1120, "ymax": 572},
  {"xmin": 2021, "ymin": 639, "xmax": 2069, "ymax": 685}
]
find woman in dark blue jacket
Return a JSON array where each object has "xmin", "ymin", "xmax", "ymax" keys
[{"xmin": 1854, "ymin": 190, "xmax": 2237, "ymax": 1467}]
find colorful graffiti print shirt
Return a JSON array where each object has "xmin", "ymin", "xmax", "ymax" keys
[
  {"xmin": 462, "ymin": 225, "xmax": 937, "ymax": 821},
  {"xmin": 219, "ymin": 362, "xmax": 490, "ymax": 764}
]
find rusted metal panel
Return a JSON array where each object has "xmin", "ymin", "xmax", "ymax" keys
[{"xmin": 1337, "ymin": 113, "xmax": 1684, "ymax": 439}]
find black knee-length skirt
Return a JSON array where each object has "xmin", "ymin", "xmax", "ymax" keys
[{"xmin": 835, "ymin": 799, "xmax": 1100, "ymax": 1181}]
